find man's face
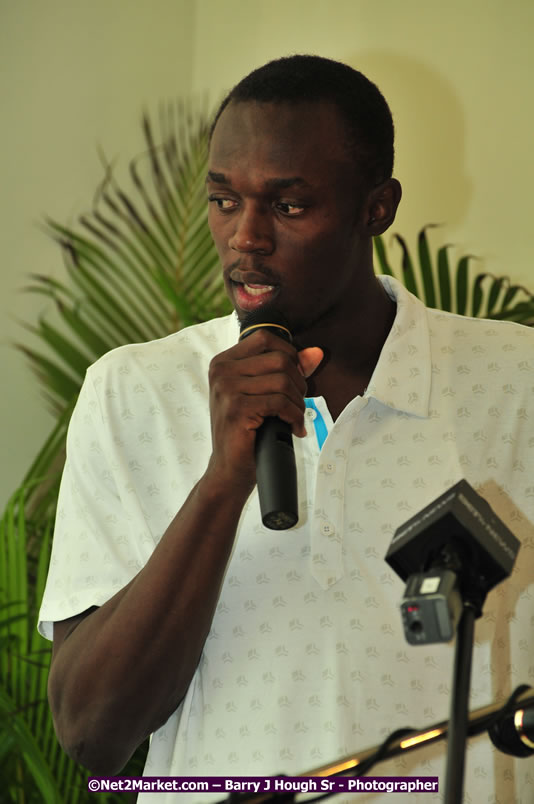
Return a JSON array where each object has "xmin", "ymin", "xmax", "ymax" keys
[{"xmin": 207, "ymin": 100, "xmax": 372, "ymax": 337}]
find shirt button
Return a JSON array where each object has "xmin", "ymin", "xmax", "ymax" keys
[
  {"xmin": 325, "ymin": 462, "xmax": 335, "ymax": 474},
  {"xmin": 321, "ymin": 522, "xmax": 335, "ymax": 537},
  {"xmin": 305, "ymin": 408, "xmax": 317, "ymax": 421}
]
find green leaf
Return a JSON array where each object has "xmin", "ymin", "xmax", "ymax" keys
[
  {"xmin": 0, "ymin": 686, "xmax": 63, "ymax": 803},
  {"xmin": 48, "ymin": 220, "xmax": 169, "ymax": 331},
  {"xmin": 393, "ymin": 234, "xmax": 419, "ymax": 297},
  {"xmin": 471, "ymin": 273, "xmax": 487, "ymax": 318},
  {"xmin": 373, "ymin": 235, "xmax": 394, "ymax": 276},
  {"xmin": 371, "ymin": 225, "xmax": 533, "ymax": 327},
  {"xmin": 501, "ymin": 284, "xmax": 523, "ymax": 310},
  {"xmin": 17, "ymin": 345, "xmax": 80, "ymax": 407},
  {"xmin": 417, "ymin": 226, "xmax": 437, "ymax": 308},
  {"xmin": 33, "ymin": 317, "xmax": 93, "ymax": 380},
  {"xmin": 436, "ymin": 245, "xmax": 453, "ymax": 312},
  {"xmin": 486, "ymin": 276, "xmax": 504, "ymax": 315},
  {"xmin": 455, "ymin": 255, "xmax": 470, "ymax": 316},
  {"xmin": 56, "ymin": 300, "xmax": 113, "ymax": 358}
]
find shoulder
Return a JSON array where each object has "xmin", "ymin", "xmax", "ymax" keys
[
  {"xmin": 380, "ymin": 273, "xmax": 534, "ymax": 355},
  {"xmin": 382, "ymin": 274, "xmax": 534, "ymax": 340},
  {"xmin": 424, "ymin": 309, "xmax": 534, "ymax": 401},
  {"xmin": 86, "ymin": 314, "xmax": 239, "ymax": 381},
  {"xmin": 426, "ymin": 306, "xmax": 534, "ymax": 354}
]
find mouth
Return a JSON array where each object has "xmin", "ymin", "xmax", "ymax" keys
[
  {"xmin": 227, "ymin": 267, "xmax": 280, "ymax": 313},
  {"xmin": 233, "ymin": 281, "xmax": 278, "ymax": 312}
]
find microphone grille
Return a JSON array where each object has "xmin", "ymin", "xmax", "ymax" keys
[{"xmin": 239, "ymin": 306, "xmax": 292, "ymax": 342}]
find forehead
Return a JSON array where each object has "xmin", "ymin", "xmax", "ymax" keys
[{"xmin": 209, "ymin": 100, "xmax": 354, "ymax": 181}]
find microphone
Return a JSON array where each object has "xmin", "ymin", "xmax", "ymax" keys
[
  {"xmin": 386, "ymin": 482, "xmax": 522, "ymax": 804},
  {"xmin": 385, "ymin": 479, "xmax": 520, "ymax": 644},
  {"xmin": 239, "ymin": 307, "xmax": 298, "ymax": 530}
]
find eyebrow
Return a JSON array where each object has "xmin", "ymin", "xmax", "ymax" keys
[
  {"xmin": 206, "ymin": 171, "xmax": 310, "ymax": 190},
  {"xmin": 206, "ymin": 171, "xmax": 229, "ymax": 185}
]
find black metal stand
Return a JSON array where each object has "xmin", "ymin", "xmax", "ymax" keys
[
  {"xmin": 215, "ymin": 688, "xmax": 534, "ymax": 803},
  {"xmin": 384, "ymin": 481, "xmax": 522, "ymax": 803},
  {"xmin": 443, "ymin": 603, "xmax": 476, "ymax": 804}
]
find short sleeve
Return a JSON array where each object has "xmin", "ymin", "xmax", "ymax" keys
[{"xmin": 38, "ymin": 369, "xmax": 146, "ymax": 639}]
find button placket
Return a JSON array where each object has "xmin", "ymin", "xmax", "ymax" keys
[
  {"xmin": 310, "ymin": 427, "xmax": 347, "ymax": 590},
  {"xmin": 305, "ymin": 407, "xmax": 317, "ymax": 422}
]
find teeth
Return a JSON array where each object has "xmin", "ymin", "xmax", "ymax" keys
[{"xmin": 244, "ymin": 283, "xmax": 274, "ymax": 296}]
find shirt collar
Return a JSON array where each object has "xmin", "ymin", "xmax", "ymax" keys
[{"xmin": 364, "ymin": 276, "xmax": 432, "ymax": 419}]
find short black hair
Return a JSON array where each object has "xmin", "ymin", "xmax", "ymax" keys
[{"xmin": 210, "ymin": 54, "xmax": 395, "ymax": 189}]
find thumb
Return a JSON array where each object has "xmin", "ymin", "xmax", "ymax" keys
[{"xmin": 297, "ymin": 347, "xmax": 324, "ymax": 379}]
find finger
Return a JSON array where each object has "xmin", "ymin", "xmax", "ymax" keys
[
  {"xmin": 211, "ymin": 349, "xmax": 308, "ymax": 398},
  {"xmin": 225, "ymin": 370, "xmax": 307, "ymax": 421},
  {"xmin": 233, "ymin": 329, "xmax": 300, "ymax": 361},
  {"xmin": 297, "ymin": 347, "xmax": 324, "ymax": 379},
  {"xmin": 238, "ymin": 392, "xmax": 308, "ymax": 438},
  {"xmin": 238, "ymin": 352, "xmax": 308, "ymax": 395}
]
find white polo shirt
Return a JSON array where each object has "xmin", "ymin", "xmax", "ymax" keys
[{"xmin": 39, "ymin": 277, "xmax": 534, "ymax": 803}]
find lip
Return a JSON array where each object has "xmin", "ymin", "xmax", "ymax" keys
[
  {"xmin": 229, "ymin": 267, "xmax": 278, "ymax": 286},
  {"xmin": 232, "ymin": 280, "xmax": 279, "ymax": 312},
  {"xmin": 226, "ymin": 266, "xmax": 280, "ymax": 313}
]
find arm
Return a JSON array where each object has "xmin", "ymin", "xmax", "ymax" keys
[{"xmin": 48, "ymin": 331, "xmax": 322, "ymax": 774}]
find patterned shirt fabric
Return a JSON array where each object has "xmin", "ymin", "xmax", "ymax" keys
[{"xmin": 39, "ymin": 276, "xmax": 534, "ymax": 803}]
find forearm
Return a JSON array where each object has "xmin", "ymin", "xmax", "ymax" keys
[{"xmin": 48, "ymin": 469, "xmax": 249, "ymax": 773}]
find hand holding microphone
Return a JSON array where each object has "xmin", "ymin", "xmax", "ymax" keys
[
  {"xmin": 239, "ymin": 308, "xmax": 306, "ymax": 529},
  {"xmin": 207, "ymin": 306, "xmax": 323, "ymax": 528}
]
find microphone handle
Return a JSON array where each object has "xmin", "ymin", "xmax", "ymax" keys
[
  {"xmin": 238, "ymin": 308, "xmax": 298, "ymax": 530},
  {"xmin": 256, "ymin": 416, "xmax": 298, "ymax": 530}
]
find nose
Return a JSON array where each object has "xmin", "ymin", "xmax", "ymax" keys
[{"xmin": 228, "ymin": 205, "xmax": 274, "ymax": 255}]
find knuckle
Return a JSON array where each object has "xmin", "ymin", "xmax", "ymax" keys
[
  {"xmin": 253, "ymin": 329, "xmax": 273, "ymax": 349},
  {"xmin": 269, "ymin": 351, "xmax": 297, "ymax": 378},
  {"xmin": 271, "ymin": 351, "xmax": 289, "ymax": 370},
  {"xmin": 208, "ymin": 355, "xmax": 229, "ymax": 387},
  {"xmin": 276, "ymin": 373, "xmax": 296, "ymax": 396},
  {"xmin": 208, "ymin": 355, "xmax": 221, "ymax": 379}
]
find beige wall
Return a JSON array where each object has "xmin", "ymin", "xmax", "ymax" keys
[
  {"xmin": 2, "ymin": 0, "xmax": 533, "ymax": 507},
  {"xmin": 192, "ymin": 0, "xmax": 534, "ymax": 280},
  {"xmin": 1, "ymin": 0, "xmax": 195, "ymax": 508}
]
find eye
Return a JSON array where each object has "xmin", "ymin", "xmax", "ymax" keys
[
  {"xmin": 275, "ymin": 201, "xmax": 306, "ymax": 216},
  {"xmin": 208, "ymin": 195, "xmax": 238, "ymax": 212}
]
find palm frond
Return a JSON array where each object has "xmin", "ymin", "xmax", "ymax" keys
[
  {"xmin": 6, "ymin": 103, "xmax": 227, "ymax": 803},
  {"xmin": 0, "ymin": 684, "xmax": 64, "ymax": 802},
  {"xmin": 20, "ymin": 100, "xmax": 229, "ymax": 421},
  {"xmin": 0, "ymin": 488, "xmax": 89, "ymax": 802},
  {"xmin": 374, "ymin": 225, "xmax": 534, "ymax": 325}
]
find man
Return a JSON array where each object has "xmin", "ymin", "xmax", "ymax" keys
[{"xmin": 39, "ymin": 55, "xmax": 534, "ymax": 802}]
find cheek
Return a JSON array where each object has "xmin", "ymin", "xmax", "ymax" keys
[
  {"xmin": 207, "ymin": 212, "xmax": 222, "ymax": 250},
  {"xmin": 282, "ymin": 232, "xmax": 360, "ymax": 315},
  {"xmin": 208, "ymin": 207, "xmax": 232, "ymax": 251},
  {"xmin": 286, "ymin": 228, "xmax": 353, "ymax": 276}
]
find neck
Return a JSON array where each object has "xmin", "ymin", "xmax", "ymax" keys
[{"xmin": 302, "ymin": 276, "xmax": 396, "ymax": 417}]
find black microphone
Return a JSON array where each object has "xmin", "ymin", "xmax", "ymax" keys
[
  {"xmin": 239, "ymin": 307, "xmax": 298, "ymax": 530},
  {"xmin": 385, "ymin": 479, "xmax": 520, "ymax": 644}
]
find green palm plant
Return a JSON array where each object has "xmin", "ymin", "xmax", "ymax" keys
[
  {"xmin": 374, "ymin": 224, "xmax": 534, "ymax": 325},
  {"xmin": 19, "ymin": 101, "xmax": 230, "ymax": 521},
  {"xmin": 0, "ymin": 485, "xmax": 83, "ymax": 803},
  {"xmin": 2, "ymin": 100, "xmax": 229, "ymax": 803},
  {"xmin": 1, "ymin": 483, "xmax": 144, "ymax": 803},
  {"xmin": 2, "ymin": 100, "xmax": 534, "ymax": 803},
  {"xmin": 23, "ymin": 101, "xmax": 229, "ymax": 416}
]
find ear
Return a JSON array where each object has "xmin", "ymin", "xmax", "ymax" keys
[{"xmin": 364, "ymin": 178, "xmax": 402, "ymax": 236}]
